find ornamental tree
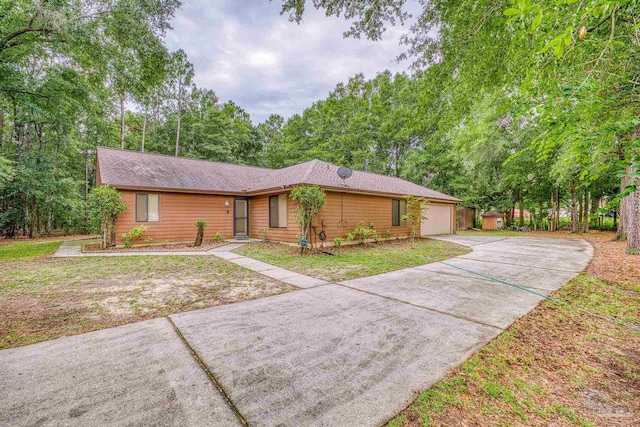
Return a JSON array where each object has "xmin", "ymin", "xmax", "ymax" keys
[
  {"xmin": 290, "ymin": 184, "xmax": 326, "ymax": 252},
  {"xmin": 88, "ymin": 185, "xmax": 127, "ymax": 249},
  {"xmin": 402, "ymin": 195, "xmax": 428, "ymax": 248}
]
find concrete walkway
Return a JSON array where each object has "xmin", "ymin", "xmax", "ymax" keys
[
  {"xmin": 1, "ymin": 236, "xmax": 593, "ymax": 427},
  {"xmin": 208, "ymin": 248, "xmax": 329, "ymax": 289}
]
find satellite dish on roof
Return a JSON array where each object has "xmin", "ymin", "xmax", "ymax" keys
[{"xmin": 337, "ymin": 166, "xmax": 352, "ymax": 186}]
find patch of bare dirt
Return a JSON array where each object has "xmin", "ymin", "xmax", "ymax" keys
[{"xmin": 0, "ymin": 257, "xmax": 294, "ymax": 349}]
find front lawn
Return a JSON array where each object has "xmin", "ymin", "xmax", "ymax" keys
[
  {"xmin": 0, "ymin": 240, "xmax": 62, "ymax": 261},
  {"xmin": 235, "ymin": 238, "xmax": 471, "ymax": 282},
  {"xmin": 388, "ymin": 231, "xmax": 640, "ymax": 427},
  {"xmin": 0, "ymin": 240, "xmax": 293, "ymax": 349}
]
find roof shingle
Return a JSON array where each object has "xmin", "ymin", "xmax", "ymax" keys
[{"xmin": 97, "ymin": 147, "xmax": 461, "ymax": 202}]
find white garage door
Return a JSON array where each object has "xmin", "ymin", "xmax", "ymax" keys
[{"xmin": 421, "ymin": 204, "xmax": 453, "ymax": 236}]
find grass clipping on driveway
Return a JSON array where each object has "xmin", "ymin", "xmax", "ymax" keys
[
  {"xmin": 389, "ymin": 231, "xmax": 640, "ymax": 427},
  {"xmin": 0, "ymin": 241, "xmax": 293, "ymax": 349},
  {"xmin": 235, "ymin": 238, "xmax": 470, "ymax": 282}
]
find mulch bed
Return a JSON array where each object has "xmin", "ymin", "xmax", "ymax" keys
[
  {"xmin": 276, "ymin": 237, "xmax": 428, "ymax": 256},
  {"xmin": 82, "ymin": 240, "xmax": 227, "ymax": 253}
]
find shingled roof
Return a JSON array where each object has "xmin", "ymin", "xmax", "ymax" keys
[{"xmin": 96, "ymin": 147, "xmax": 461, "ymax": 202}]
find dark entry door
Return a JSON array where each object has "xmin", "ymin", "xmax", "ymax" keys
[{"xmin": 234, "ymin": 198, "xmax": 248, "ymax": 238}]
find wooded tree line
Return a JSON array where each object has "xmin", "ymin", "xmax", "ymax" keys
[
  {"xmin": 274, "ymin": 0, "xmax": 640, "ymax": 251},
  {"xmin": 1, "ymin": 0, "xmax": 639, "ymax": 251},
  {"xmin": 0, "ymin": 0, "xmax": 264, "ymax": 238}
]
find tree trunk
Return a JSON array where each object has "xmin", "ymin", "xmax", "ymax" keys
[
  {"xmin": 175, "ymin": 105, "xmax": 181, "ymax": 156},
  {"xmin": 84, "ymin": 149, "xmax": 89, "ymax": 233},
  {"xmin": 627, "ymin": 184, "xmax": 640, "ymax": 253},
  {"xmin": 578, "ymin": 192, "xmax": 584, "ymax": 232},
  {"xmin": 0, "ymin": 108, "xmax": 4, "ymax": 150},
  {"xmin": 550, "ymin": 187, "xmax": 557, "ymax": 232},
  {"xmin": 518, "ymin": 196, "xmax": 524, "ymax": 227},
  {"xmin": 555, "ymin": 192, "xmax": 560, "ymax": 231},
  {"xmin": 582, "ymin": 191, "xmax": 590, "ymax": 233},
  {"xmin": 141, "ymin": 105, "xmax": 147, "ymax": 152},
  {"xmin": 194, "ymin": 227, "xmax": 204, "ymax": 246},
  {"xmin": 538, "ymin": 201, "xmax": 543, "ymax": 230},
  {"xmin": 570, "ymin": 181, "xmax": 579, "ymax": 233},
  {"xmin": 46, "ymin": 210, "xmax": 52, "ymax": 236},
  {"xmin": 102, "ymin": 225, "xmax": 108, "ymax": 250},
  {"xmin": 616, "ymin": 167, "xmax": 630, "ymax": 240},
  {"xmin": 120, "ymin": 95, "xmax": 126, "ymax": 150}
]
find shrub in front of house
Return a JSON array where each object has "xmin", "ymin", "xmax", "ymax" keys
[
  {"xmin": 347, "ymin": 222, "xmax": 378, "ymax": 246},
  {"xmin": 122, "ymin": 225, "xmax": 147, "ymax": 248}
]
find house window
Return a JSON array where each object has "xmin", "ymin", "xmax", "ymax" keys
[
  {"xmin": 136, "ymin": 194, "xmax": 159, "ymax": 222},
  {"xmin": 269, "ymin": 194, "xmax": 288, "ymax": 228},
  {"xmin": 392, "ymin": 199, "xmax": 407, "ymax": 226}
]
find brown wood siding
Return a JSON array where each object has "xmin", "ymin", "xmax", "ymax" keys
[
  {"xmin": 314, "ymin": 192, "xmax": 415, "ymax": 243},
  {"xmin": 114, "ymin": 191, "xmax": 234, "ymax": 244},
  {"xmin": 248, "ymin": 191, "xmax": 433, "ymax": 244},
  {"xmin": 249, "ymin": 193, "xmax": 299, "ymax": 243}
]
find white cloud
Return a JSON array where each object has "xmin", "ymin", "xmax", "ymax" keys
[{"xmin": 165, "ymin": 0, "xmax": 413, "ymax": 123}]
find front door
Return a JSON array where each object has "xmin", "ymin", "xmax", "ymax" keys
[{"xmin": 234, "ymin": 198, "xmax": 248, "ymax": 238}]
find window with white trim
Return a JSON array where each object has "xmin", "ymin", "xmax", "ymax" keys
[
  {"xmin": 269, "ymin": 194, "xmax": 288, "ymax": 228},
  {"xmin": 136, "ymin": 193, "xmax": 159, "ymax": 222}
]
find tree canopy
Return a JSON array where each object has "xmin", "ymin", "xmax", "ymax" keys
[{"xmin": 1, "ymin": 0, "xmax": 638, "ymax": 250}]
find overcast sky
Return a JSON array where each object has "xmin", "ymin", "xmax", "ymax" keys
[{"xmin": 164, "ymin": 1, "xmax": 414, "ymax": 123}]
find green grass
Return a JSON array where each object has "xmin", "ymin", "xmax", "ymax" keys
[
  {"xmin": 0, "ymin": 240, "xmax": 62, "ymax": 261},
  {"xmin": 235, "ymin": 238, "xmax": 471, "ymax": 282}
]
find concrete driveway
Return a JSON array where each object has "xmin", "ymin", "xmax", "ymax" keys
[{"xmin": 0, "ymin": 235, "xmax": 592, "ymax": 427}]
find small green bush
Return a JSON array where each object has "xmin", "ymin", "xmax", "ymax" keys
[
  {"xmin": 259, "ymin": 228, "xmax": 269, "ymax": 242},
  {"xmin": 333, "ymin": 237, "xmax": 343, "ymax": 247},
  {"xmin": 122, "ymin": 225, "xmax": 147, "ymax": 248},
  {"xmin": 213, "ymin": 232, "xmax": 222, "ymax": 242},
  {"xmin": 385, "ymin": 229, "xmax": 392, "ymax": 241},
  {"xmin": 346, "ymin": 221, "xmax": 378, "ymax": 246}
]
